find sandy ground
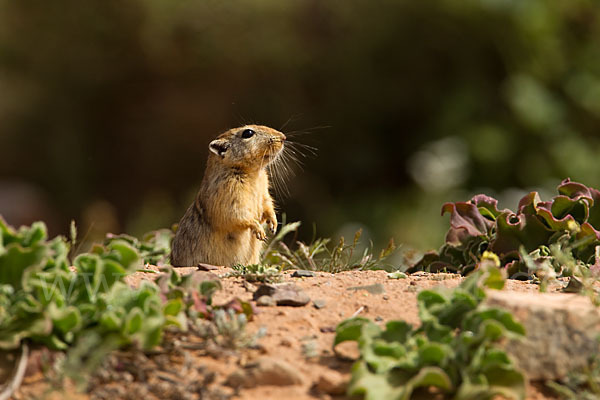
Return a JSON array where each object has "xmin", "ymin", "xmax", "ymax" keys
[{"xmin": 8, "ymin": 268, "xmax": 563, "ymax": 400}]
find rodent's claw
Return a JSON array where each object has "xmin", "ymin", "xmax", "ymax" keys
[
  {"xmin": 266, "ymin": 218, "xmax": 277, "ymax": 235},
  {"xmin": 254, "ymin": 228, "xmax": 267, "ymax": 241}
]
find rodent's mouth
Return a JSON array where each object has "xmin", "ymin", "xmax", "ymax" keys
[{"xmin": 262, "ymin": 143, "xmax": 284, "ymax": 163}]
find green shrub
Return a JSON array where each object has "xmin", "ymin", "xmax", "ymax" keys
[
  {"xmin": 103, "ymin": 228, "xmax": 174, "ymax": 266},
  {"xmin": 0, "ymin": 217, "xmax": 186, "ymax": 351},
  {"xmin": 335, "ymin": 262, "xmax": 526, "ymax": 400},
  {"xmin": 262, "ymin": 217, "xmax": 396, "ymax": 272},
  {"xmin": 412, "ymin": 179, "xmax": 600, "ymax": 279}
]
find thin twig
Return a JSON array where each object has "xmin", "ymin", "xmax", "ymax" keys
[
  {"xmin": 350, "ymin": 306, "xmax": 365, "ymax": 318},
  {"xmin": 0, "ymin": 343, "xmax": 29, "ymax": 400}
]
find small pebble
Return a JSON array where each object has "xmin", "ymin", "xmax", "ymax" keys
[
  {"xmin": 313, "ymin": 299, "xmax": 327, "ymax": 309},
  {"xmin": 242, "ymin": 280, "xmax": 255, "ymax": 292},
  {"xmin": 253, "ymin": 283, "xmax": 311, "ymax": 306},
  {"xmin": 291, "ymin": 270, "xmax": 315, "ymax": 278},
  {"xmin": 225, "ymin": 357, "xmax": 303, "ymax": 388},
  {"xmin": 196, "ymin": 263, "xmax": 220, "ymax": 271},
  {"xmin": 387, "ymin": 271, "xmax": 407, "ymax": 279},
  {"xmin": 320, "ymin": 326, "xmax": 336, "ymax": 333},
  {"xmin": 347, "ymin": 283, "xmax": 385, "ymax": 295}
]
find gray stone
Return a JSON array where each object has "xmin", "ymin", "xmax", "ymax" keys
[
  {"xmin": 253, "ymin": 283, "xmax": 278, "ymax": 297},
  {"xmin": 301, "ymin": 339, "xmax": 319, "ymax": 359},
  {"xmin": 225, "ymin": 357, "xmax": 303, "ymax": 388},
  {"xmin": 347, "ymin": 283, "xmax": 385, "ymax": 295},
  {"xmin": 253, "ymin": 283, "xmax": 311, "ymax": 306},
  {"xmin": 314, "ymin": 370, "xmax": 347, "ymax": 395},
  {"xmin": 320, "ymin": 326, "xmax": 336, "ymax": 333},
  {"xmin": 563, "ymin": 276, "xmax": 583, "ymax": 293},
  {"xmin": 313, "ymin": 299, "xmax": 327, "ymax": 309},
  {"xmin": 196, "ymin": 263, "xmax": 220, "ymax": 271},
  {"xmin": 256, "ymin": 295, "xmax": 276, "ymax": 307},
  {"xmin": 242, "ymin": 280, "xmax": 256, "ymax": 292},
  {"xmin": 291, "ymin": 269, "xmax": 315, "ymax": 278},
  {"xmin": 485, "ymin": 290, "xmax": 600, "ymax": 380}
]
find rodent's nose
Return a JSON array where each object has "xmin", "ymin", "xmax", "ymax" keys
[{"xmin": 281, "ymin": 133, "xmax": 286, "ymax": 141}]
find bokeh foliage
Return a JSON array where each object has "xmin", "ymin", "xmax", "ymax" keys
[{"xmin": 0, "ymin": 0, "xmax": 599, "ymax": 251}]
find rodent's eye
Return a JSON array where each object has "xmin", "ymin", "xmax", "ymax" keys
[{"xmin": 241, "ymin": 129, "xmax": 255, "ymax": 139}]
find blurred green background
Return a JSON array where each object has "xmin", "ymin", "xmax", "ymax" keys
[{"xmin": 1, "ymin": 0, "xmax": 600, "ymax": 259}]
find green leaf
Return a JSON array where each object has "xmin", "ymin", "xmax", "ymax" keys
[
  {"xmin": 478, "ymin": 319, "xmax": 504, "ymax": 341},
  {"xmin": 100, "ymin": 259, "xmax": 127, "ymax": 290},
  {"xmin": 163, "ymin": 299, "xmax": 183, "ymax": 316},
  {"xmin": 480, "ymin": 265, "xmax": 505, "ymax": 290},
  {"xmin": 0, "ymin": 314, "xmax": 52, "ymax": 350},
  {"xmin": 387, "ymin": 271, "xmax": 407, "ymax": 279},
  {"xmin": 421, "ymin": 320, "xmax": 453, "ymax": 343},
  {"xmin": 238, "ymin": 299, "xmax": 255, "ymax": 320},
  {"xmin": 100, "ymin": 311, "xmax": 122, "ymax": 331},
  {"xmin": 481, "ymin": 348, "xmax": 512, "ymax": 366},
  {"xmin": 381, "ymin": 320, "xmax": 413, "ymax": 343},
  {"xmin": 165, "ymin": 313, "xmax": 188, "ymax": 330},
  {"xmin": 199, "ymin": 280, "xmax": 221, "ymax": 304},
  {"xmin": 107, "ymin": 240, "xmax": 140, "ymax": 271},
  {"xmin": 125, "ymin": 308, "xmax": 143, "ymax": 334},
  {"xmin": 408, "ymin": 366, "xmax": 453, "ymax": 392},
  {"xmin": 334, "ymin": 317, "xmax": 376, "ymax": 346},
  {"xmin": 372, "ymin": 340, "xmax": 407, "ymax": 359},
  {"xmin": 0, "ymin": 243, "xmax": 48, "ymax": 289},
  {"xmin": 463, "ymin": 308, "xmax": 526, "ymax": 337},
  {"xmin": 483, "ymin": 364, "xmax": 526, "ymax": 399},
  {"xmin": 347, "ymin": 361, "xmax": 407, "ymax": 400},
  {"xmin": 138, "ymin": 316, "xmax": 164, "ymax": 349},
  {"xmin": 22, "ymin": 221, "xmax": 48, "ymax": 247},
  {"xmin": 418, "ymin": 342, "xmax": 449, "ymax": 365},
  {"xmin": 49, "ymin": 304, "xmax": 82, "ymax": 334},
  {"xmin": 437, "ymin": 290, "xmax": 478, "ymax": 327},
  {"xmin": 417, "ymin": 290, "xmax": 447, "ymax": 310}
]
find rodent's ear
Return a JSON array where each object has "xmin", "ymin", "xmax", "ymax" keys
[{"xmin": 209, "ymin": 139, "xmax": 230, "ymax": 157}]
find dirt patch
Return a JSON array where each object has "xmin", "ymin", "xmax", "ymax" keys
[{"xmin": 10, "ymin": 269, "xmax": 564, "ymax": 400}]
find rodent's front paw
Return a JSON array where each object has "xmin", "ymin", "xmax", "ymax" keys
[
  {"xmin": 265, "ymin": 217, "xmax": 277, "ymax": 235},
  {"xmin": 253, "ymin": 226, "xmax": 267, "ymax": 241}
]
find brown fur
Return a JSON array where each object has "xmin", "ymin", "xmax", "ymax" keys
[{"xmin": 171, "ymin": 125, "xmax": 285, "ymax": 267}]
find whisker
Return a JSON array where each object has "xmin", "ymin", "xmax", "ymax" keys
[
  {"xmin": 286, "ymin": 141, "xmax": 318, "ymax": 151},
  {"xmin": 285, "ymin": 142, "xmax": 318, "ymax": 158},
  {"xmin": 234, "ymin": 112, "xmax": 250, "ymax": 126},
  {"xmin": 280, "ymin": 114, "xmax": 303, "ymax": 131},
  {"xmin": 266, "ymin": 144, "xmax": 290, "ymax": 199},
  {"xmin": 273, "ymin": 148, "xmax": 294, "ymax": 198},
  {"xmin": 284, "ymin": 125, "xmax": 331, "ymax": 138},
  {"xmin": 260, "ymin": 146, "xmax": 270, "ymax": 169},
  {"xmin": 266, "ymin": 125, "xmax": 322, "ymax": 199},
  {"xmin": 281, "ymin": 148, "xmax": 304, "ymax": 168}
]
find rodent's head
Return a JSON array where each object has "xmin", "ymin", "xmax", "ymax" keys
[{"xmin": 208, "ymin": 125, "xmax": 286, "ymax": 171}]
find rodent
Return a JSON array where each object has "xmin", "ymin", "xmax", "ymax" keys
[{"xmin": 171, "ymin": 125, "xmax": 286, "ymax": 267}]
